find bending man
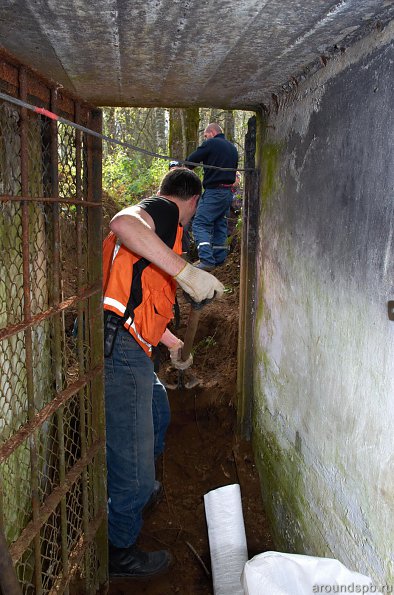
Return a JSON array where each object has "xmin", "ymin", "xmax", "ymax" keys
[{"xmin": 103, "ymin": 167, "xmax": 224, "ymax": 578}]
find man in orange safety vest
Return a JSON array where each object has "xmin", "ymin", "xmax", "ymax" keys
[{"xmin": 102, "ymin": 167, "xmax": 224, "ymax": 578}]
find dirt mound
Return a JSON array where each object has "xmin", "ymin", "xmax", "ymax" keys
[{"xmin": 161, "ymin": 250, "xmax": 241, "ymax": 401}]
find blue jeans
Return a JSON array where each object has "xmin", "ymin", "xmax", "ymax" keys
[
  {"xmin": 104, "ymin": 326, "xmax": 170, "ymax": 548},
  {"xmin": 192, "ymin": 188, "xmax": 234, "ymax": 267}
]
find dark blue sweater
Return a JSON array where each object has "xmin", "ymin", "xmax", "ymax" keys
[{"xmin": 186, "ymin": 133, "xmax": 238, "ymax": 189}]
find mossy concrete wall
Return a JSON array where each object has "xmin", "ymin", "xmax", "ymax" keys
[{"xmin": 252, "ymin": 22, "xmax": 394, "ymax": 584}]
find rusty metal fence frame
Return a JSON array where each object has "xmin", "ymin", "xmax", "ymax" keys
[{"xmin": 0, "ymin": 50, "xmax": 107, "ymax": 594}]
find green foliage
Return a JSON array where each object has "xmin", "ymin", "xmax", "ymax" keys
[
  {"xmin": 193, "ymin": 333, "xmax": 217, "ymax": 354},
  {"xmin": 236, "ymin": 212, "xmax": 243, "ymax": 231},
  {"xmin": 102, "ymin": 106, "xmax": 168, "ymax": 207},
  {"xmin": 101, "ymin": 106, "xmax": 255, "ymax": 209},
  {"xmin": 103, "ymin": 152, "xmax": 167, "ymax": 206}
]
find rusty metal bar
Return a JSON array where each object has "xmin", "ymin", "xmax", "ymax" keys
[
  {"xmin": 75, "ymin": 100, "xmax": 91, "ymax": 592},
  {"xmin": 0, "ymin": 366, "xmax": 103, "ymax": 463},
  {"xmin": 48, "ymin": 508, "xmax": 106, "ymax": 595},
  {"xmin": 237, "ymin": 167, "xmax": 260, "ymax": 437},
  {"xmin": 0, "ymin": 194, "xmax": 101, "ymax": 206},
  {"xmin": 0, "ymin": 283, "xmax": 101, "ymax": 341},
  {"xmin": 9, "ymin": 440, "xmax": 104, "ymax": 564},
  {"xmin": 237, "ymin": 115, "xmax": 260, "ymax": 440},
  {"xmin": 0, "ymin": 475, "xmax": 4, "ymax": 542},
  {"xmin": 87, "ymin": 108, "xmax": 108, "ymax": 589},
  {"xmin": 0, "ymin": 526, "xmax": 23, "ymax": 595},
  {"xmin": 50, "ymin": 87, "xmax": 70, "ymax": 594},
  {"xmin": 19, "ymin": 65, "xmax": 43, "ymax": 595}
]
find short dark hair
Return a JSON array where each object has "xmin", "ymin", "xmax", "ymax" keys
[{"xmin": 159, "ymin": 168, "xmax": 202, "ymax": 200}]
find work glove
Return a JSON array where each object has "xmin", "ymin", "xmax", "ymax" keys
[
  {"xmin": 169, "ymin": 339, "xmax": 193, "ymax": 371},
  {"xmin": 174, "ymin": 263, "xmax": 224, "ymax": 303}
]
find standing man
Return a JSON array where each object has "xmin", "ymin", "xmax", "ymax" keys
[
  {"xmin": 186, "ymin": 123, "xmax": 239, "ymax": 271},
  {"xmin": 103, "ymin": 168, "xmax": 224, "ymax": 578}
]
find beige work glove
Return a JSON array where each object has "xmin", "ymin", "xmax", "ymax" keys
[
  {"xmin": 174, "ymin": 263, "xmax": 225, "ymax": 303},
  {"xmin": 168, "ymin": 339, "xmax": 193, "ymax": 371}
]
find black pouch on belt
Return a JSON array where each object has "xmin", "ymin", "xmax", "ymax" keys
[{"xmin": 104, "ymin": 311, "xmax": 122, "ymax": 358}]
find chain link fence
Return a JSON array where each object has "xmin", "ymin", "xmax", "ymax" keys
[{"xmin": 0, "ymin": 52, "xmax": 107, "ymax": 594}]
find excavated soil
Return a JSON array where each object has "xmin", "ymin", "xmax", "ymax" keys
[{"xmin": 107, "ymin": 244, "xmax": 274, "ymax": 595}]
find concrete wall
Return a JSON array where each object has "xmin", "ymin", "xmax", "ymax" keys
[{"xmin": 252, "ymin": 21, "xmax": 394, "ymax": 584}]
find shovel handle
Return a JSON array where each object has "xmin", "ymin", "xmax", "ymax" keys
[{"xmin": 181, "ymin": 306, "xmax": 202, "ymax": 361}]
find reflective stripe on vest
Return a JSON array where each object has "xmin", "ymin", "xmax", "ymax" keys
[
  {"xmin": 103, "ymin": 296, "xmax": 152, "ymax": 353},
  {"xmin": 103, "ymin": 224, "xmax": 183, "ymax": 356}
]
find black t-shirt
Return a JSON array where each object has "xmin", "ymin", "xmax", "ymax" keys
[{"xmin": 139, "ymin": 196, "xmax": 180, "ymax": 249}]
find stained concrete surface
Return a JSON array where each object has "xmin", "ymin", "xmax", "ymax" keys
[
  {"xmin": 252, "ymin": 22, "xmax": 394, "ymax": 584},
  {"xmin": 0, "ymin": 0, "xmax": 393, "ymax": 108}
]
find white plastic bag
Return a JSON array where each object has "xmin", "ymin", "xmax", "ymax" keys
[{"xmin": 242, "ymin": 551, "xmax": 378, "ymax": 595}]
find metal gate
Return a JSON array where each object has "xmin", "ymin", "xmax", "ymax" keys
[{"xmin": 0, "ymin": 51, "xmax": 107, "ymax": 594}]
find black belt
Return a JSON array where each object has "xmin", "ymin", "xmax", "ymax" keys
[{"xmin": 208, "ymin": 183, "xmax": 233, "ymax": 188}]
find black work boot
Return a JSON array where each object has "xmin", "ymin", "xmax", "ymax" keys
[{"xmin": 109, "ymin": 542, "xmax": 172, "ymax": 578}]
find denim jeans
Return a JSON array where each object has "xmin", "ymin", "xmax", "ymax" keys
[
  {"xmin": 192, "ymin": 187, "xmax": 234, "ymax": 266},
  {"xmin": 104, "ymin": 326, "xmax": 170, "ymax": 548}
]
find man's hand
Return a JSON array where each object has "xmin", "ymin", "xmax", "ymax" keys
[
  {"xmin": 168, "ymin": 339, "xmax": 193, "ymax": 371},
  {"xmin": 174, "ymin": 263, "xmax": 224, "ymax": 303}
]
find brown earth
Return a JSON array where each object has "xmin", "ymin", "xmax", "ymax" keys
[{"xmin": 108, "ymin": 244, "xmax": 274, "ymax": 595}]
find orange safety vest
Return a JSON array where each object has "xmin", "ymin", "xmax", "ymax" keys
[{"xmin": 103, "ymin": 225, "xmax": 183, "ymax": 356}]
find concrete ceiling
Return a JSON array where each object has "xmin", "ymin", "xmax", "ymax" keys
[{"xmin": 0, "ymin": 0, "xmax": 393, "ymax": 109}]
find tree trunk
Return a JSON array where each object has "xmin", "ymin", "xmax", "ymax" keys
[
  {"xmin": 224, "ymin": 110, "xmax": 235, "ymax": 142},
  {"xmin": 103, "ymin": 107, "xmax": 116, "ymax": 156},
  {"xmin": 155, "ymin": 108, "xmax": 167, "ymax": 154},
  {"xmin": 185, "ymin": 108, "xmax": 200, "ymax": 156},
  {"xmin": 169, "ymin": 108, "xmax": 184, "ymax": 159},
  {"xmin": 169, "ymin": 108, "xmax": 200, "ymax": 160},
  {"xmin": 209, "ymin": 108, "xmax": 222, "ymax": 123}
]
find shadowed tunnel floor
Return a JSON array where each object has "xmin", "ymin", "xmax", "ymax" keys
[{"xmin": 107, "ymin": 247, "xmax": 274, "ymax": 595}]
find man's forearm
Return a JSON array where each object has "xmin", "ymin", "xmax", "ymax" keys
[
  {"xmin": 160, "ymin": 328, "xmax": 180, "ymax": 349},
  {"xmin": 186, "ymin": 145, "xmax": 206, "ymax": 165},
  {"xmin": 110, "ymin": 213, "xmax": 185, "ymax": 277}
]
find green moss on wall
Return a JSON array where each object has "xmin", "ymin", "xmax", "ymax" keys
[
  {"xmin": 253, "ymin": 111, "xmax": 283, "ymax": 211},
  {"xmin": 252, "ymin": 415, "xmax": 309, "ymax": 553},
  {"xmin": 254, "ymin": 283, "xmax": 273, "ymax": 378},
  {"xmin": 260, "ymin": 142, "xmax": 282, "ymax": 211}
]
